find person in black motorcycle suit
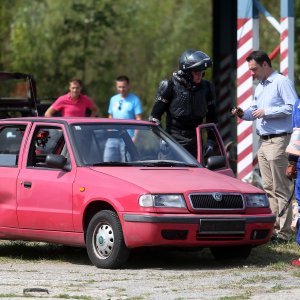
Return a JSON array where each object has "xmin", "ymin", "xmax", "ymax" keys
[{"xmin": 149, "ymin": 49, "xmax": 218, "ymax": 158}]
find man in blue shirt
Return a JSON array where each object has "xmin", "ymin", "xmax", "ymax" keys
[
  {"xmin": 107, "ymin": 75, "xmax": 143, "ymax": 121},
  {"xmin": 104, "ymin": 75, "xmax": 143, "ymax": 162},
  {"xmin": 232, "ymin": 50, "xmax": 298, "ymax": 243}
]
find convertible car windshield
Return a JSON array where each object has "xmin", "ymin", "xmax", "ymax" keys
[{"xmin": 71, "ymin": 123, "xmax": 200, "ymax": 167}]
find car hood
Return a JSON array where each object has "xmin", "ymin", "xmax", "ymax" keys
[{"xmin": 90, "ymin": 166, "xmax": 263, "ymax": 194}]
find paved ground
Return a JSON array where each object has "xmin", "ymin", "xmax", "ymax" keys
[{"xmin": 0, "ymin": 242, "xmax": 300, "ymax": 299}]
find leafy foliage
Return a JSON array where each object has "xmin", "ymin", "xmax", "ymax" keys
[
  {"xmin": 0, "ymin": 0, "xmax": 299, "ymax": 117},
  {"xmin": 0, "ymin": 0, "xmax": 213, "ymax": 116}
]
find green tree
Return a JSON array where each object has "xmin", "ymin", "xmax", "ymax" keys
[
  {"xmin": 1, "ymin": 0, "xmax": 298, "ymax": 117},
  {"xmin": 0, "ymin": 0, "xmax": 22, "ymax": 70},
  {"xmin": 110, "ymin": 0, "xmax": 212, "ymax": 116},
  {"xmin": 3, "ymin": 0, "xmax": 212, "ymax": 116},
  {"xmin": 8, "ymin": 0, "xmax": 121, "ymax": 104}
]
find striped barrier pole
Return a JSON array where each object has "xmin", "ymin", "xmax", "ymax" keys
[
  {"xmin": 236, "ymin": 0, "xmax": 255, "ymax": 181},
  {"xmin": 280, "ymin": 0, "xmax": 294, "ymax": 79}
]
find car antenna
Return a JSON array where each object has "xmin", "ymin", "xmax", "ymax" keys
[{"xmin": 27, "ymin": 75, "xmax": 39, "ymax": 116}]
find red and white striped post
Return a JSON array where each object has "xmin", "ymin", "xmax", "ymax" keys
[
  {"xmin": 236, "ymin": 0, "xmax": 294, "ymax": 182},
  {"xmin": 236, "ymin": 0, "xmax": 255, "ymax": 181},
  {"xmin": 280, "ymin": 0, "xmax": 294, "ymax": 79}
]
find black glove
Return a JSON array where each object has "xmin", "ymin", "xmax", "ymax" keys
[
  {"xmin": 204, "ymin": 140, "xmax": 215, "ymax": 158},
  {"xmin": 149, "ymin": 116, "xmax": 161, "ymax": 126}
]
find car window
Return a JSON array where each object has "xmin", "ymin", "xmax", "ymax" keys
[
  {"xmin": 0, "ymin": 125, "xmax": 25, "ymax": 166},
  {"xmin": 199, "ymin": 127, "xmax": 223, "ymax": 165},
  {"xmin": 72, "ymin": 127, "xmax": 133, "ymax": 164},
  {"xmin": 134, "ymin": 129, "xmax": 179, "ymax": 161},
  {"xmin": 27, "ymin": 126, "xmax": 68, "ymax": 168},
  {"xmin": 71, "ymin": 124, "xmax": 199, "ymax": 167}
]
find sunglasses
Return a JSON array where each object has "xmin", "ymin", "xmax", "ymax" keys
[{"xmin": 118, "ymin": 99, "xmax": 123, "ymax": 110}]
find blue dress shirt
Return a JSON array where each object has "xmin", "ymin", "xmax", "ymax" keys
[{"xmin": 243, "ymin": 71, "xmax": 298, "ymax": 136}]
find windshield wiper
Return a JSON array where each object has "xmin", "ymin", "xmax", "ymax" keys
[
  {"xmin": 137, "ymin": 160, "xmax": 198, "ymax": 167},
  {"xmin": 92, "ymin": 161, "xmax": 132, "ymax": 166},
  {"xmin": 91, "ymin": 160, "xmax": 198, "ymax": 167}
]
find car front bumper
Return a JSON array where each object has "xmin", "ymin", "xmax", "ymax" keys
[{"xmin": 122, "ymin": 213, "xmax": 275, "ymax": 248}]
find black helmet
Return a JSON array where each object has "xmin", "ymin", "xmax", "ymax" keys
[{"xmin": 179, "ymin": 49, "xmax": 212, "ymax": 72}]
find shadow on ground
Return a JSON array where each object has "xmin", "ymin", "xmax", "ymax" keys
[
  {"xmin": 0, "ymin": 239, "xmax": 298, "ymax": 270},
  {"xmin": 0, "ymin": 241, "xmax": 91, "ymax": 266},
  {"xmin": 126, "ymin": 242, "xmax": 298, "ymax": 270}
]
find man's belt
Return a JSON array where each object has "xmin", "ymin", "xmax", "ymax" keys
[{"xmin": 260, "ymin": 132, "xmax": 290, "ymax": 140}]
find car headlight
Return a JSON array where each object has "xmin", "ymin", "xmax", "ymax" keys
[
  {"xmin": 139, "ymin": 194, "xmax": 186, "ymax": 208},
  {"xmin": 244, "ymin": 194, "xmax": 269, "ymax": 208}
]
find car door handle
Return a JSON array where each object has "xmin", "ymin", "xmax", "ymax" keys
[{"xmin": 24, "ymin": 181, "xmax": 32, "ymax": 188}]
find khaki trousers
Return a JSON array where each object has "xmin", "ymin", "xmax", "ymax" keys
[{"xmin": 257, "ymin": 135, "xmax": 293, "ymax": 240}]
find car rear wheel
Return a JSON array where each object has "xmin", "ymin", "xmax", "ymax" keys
[
  {"xmin": 86, "ymin": 210, "xmax": 130, "ymax": 269},
  {"xmin": 210, "ymin": 245, "xmax": 252, "ymax": 260}
]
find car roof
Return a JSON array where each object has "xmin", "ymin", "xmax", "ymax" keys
[
  {"xmin": 0, "ymin": 72, "xmax": 34, "ymax": 81},
  {"xmin": 0, "ymin": 116, "xmax": 154, "ymax": 126}
]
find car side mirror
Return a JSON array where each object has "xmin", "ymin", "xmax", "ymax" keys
[
  {"xmin": 206, "ymin": 155, "xmax": 226, "ymax": 170},
  {"xmin": 45, "ymin": 154, "xmax": 70, "ymax": 171}
]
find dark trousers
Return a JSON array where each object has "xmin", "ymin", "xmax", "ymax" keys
[{"xmin": 170, "ymin": 128, "xmax": 197, "ymax": 158}]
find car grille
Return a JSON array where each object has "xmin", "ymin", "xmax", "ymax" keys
[{"xmin": 189, "ymin": 193, "xmax": 244, "ymax": 210}]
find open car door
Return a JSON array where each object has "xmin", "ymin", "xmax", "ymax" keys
[
  {"xmin": 0, "ymin": 72, "xmax": 50, "ymax": 118},
  {"xmin": 196, "ymin": 123, "xmax": 235, "ymax": 177}
]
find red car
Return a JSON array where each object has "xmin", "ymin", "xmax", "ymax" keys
[{"xmin": 0, "ymin": 117, "xmax": 274, "ymax": 268}]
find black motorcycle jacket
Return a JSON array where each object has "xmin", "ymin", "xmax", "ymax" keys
[{"xmin": 150, "ymin": 71, "xmax": 217, "ymax": 133}]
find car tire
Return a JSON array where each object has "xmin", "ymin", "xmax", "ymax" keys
[
  {"xmin": 210, "ymin": 245, "xmax": 252, "ymax": 260},
  {"xmin": 86, "ymin": 210, "xmax": 130, "ymax": 269}
]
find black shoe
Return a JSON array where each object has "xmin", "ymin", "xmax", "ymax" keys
[{"xmin": 271, "ymin": 234, "xmax": 277, "ymax": 242}]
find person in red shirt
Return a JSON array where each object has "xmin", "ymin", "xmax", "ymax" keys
[{"xmin": 45, "ymin": 78, "xmax": 99, "ymax": 117}]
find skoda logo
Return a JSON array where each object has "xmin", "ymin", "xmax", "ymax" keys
[{"xmin": 212, "ymin": 192, "xmax": 222, "ymax": 202}]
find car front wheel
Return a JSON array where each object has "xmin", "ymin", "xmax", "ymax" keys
[{"xmin": 86, "ymin": 210, "xmax": 130, "ymax": 269}]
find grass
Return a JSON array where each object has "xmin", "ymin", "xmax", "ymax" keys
[
  {"xmin": 238, "ymin": 274, "xmax": 282, "ymax": 284},
  {"xmin": 0, "ymin": 239, "xmax": 299, "ymax": 299},
  {"xmin": 0, "ymin": 241, "xmax": 90, "ymax": 265},
  {"xmin": 0, "ymin": 294, "xmax": 22, "ymax": 298},
  {"xmin": 270, "ymin": 283, "xmax": 285, "ymax": 292},
  {"xmin": 219, "ymin": 295, "xmax": 250, "ymax": 300},
  {"xmin": 246, "ymin": 239, "xmax": 299, "ymax": 269},
  {"xmin": 292, "ymin": 270, "xmax": 300, "ymax": 277},
  {"xmin": 0, "ymin": 238, "xmax": 299, "ymax": 269},
  {"xmin": 56, "ymin": 295, "xmax": 92, "ymax": 299}
]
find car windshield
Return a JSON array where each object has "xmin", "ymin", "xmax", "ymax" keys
[{"xmin": 71, "ymin": 123, "xmax": 200, "ymax": 167}]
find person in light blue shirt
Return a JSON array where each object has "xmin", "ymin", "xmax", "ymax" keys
[
  {"xmin": 241, "ymin": 71, "xmax": 295, "ymax": 136},
  {"xmin": 108, "ymin": 75, "xmax": 143, "ymax": 121},
  {"xmin": 232, "ymin": 50, "xmax": 298, "ymax": 244},
  {"xmin": 104, "ymin": 75, "xmax": 143, "ymax": 162}
]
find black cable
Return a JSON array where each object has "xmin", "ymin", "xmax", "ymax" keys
[{"xmin": 278, "ymin": 178, "xmax": 296, "ymax": 217}]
